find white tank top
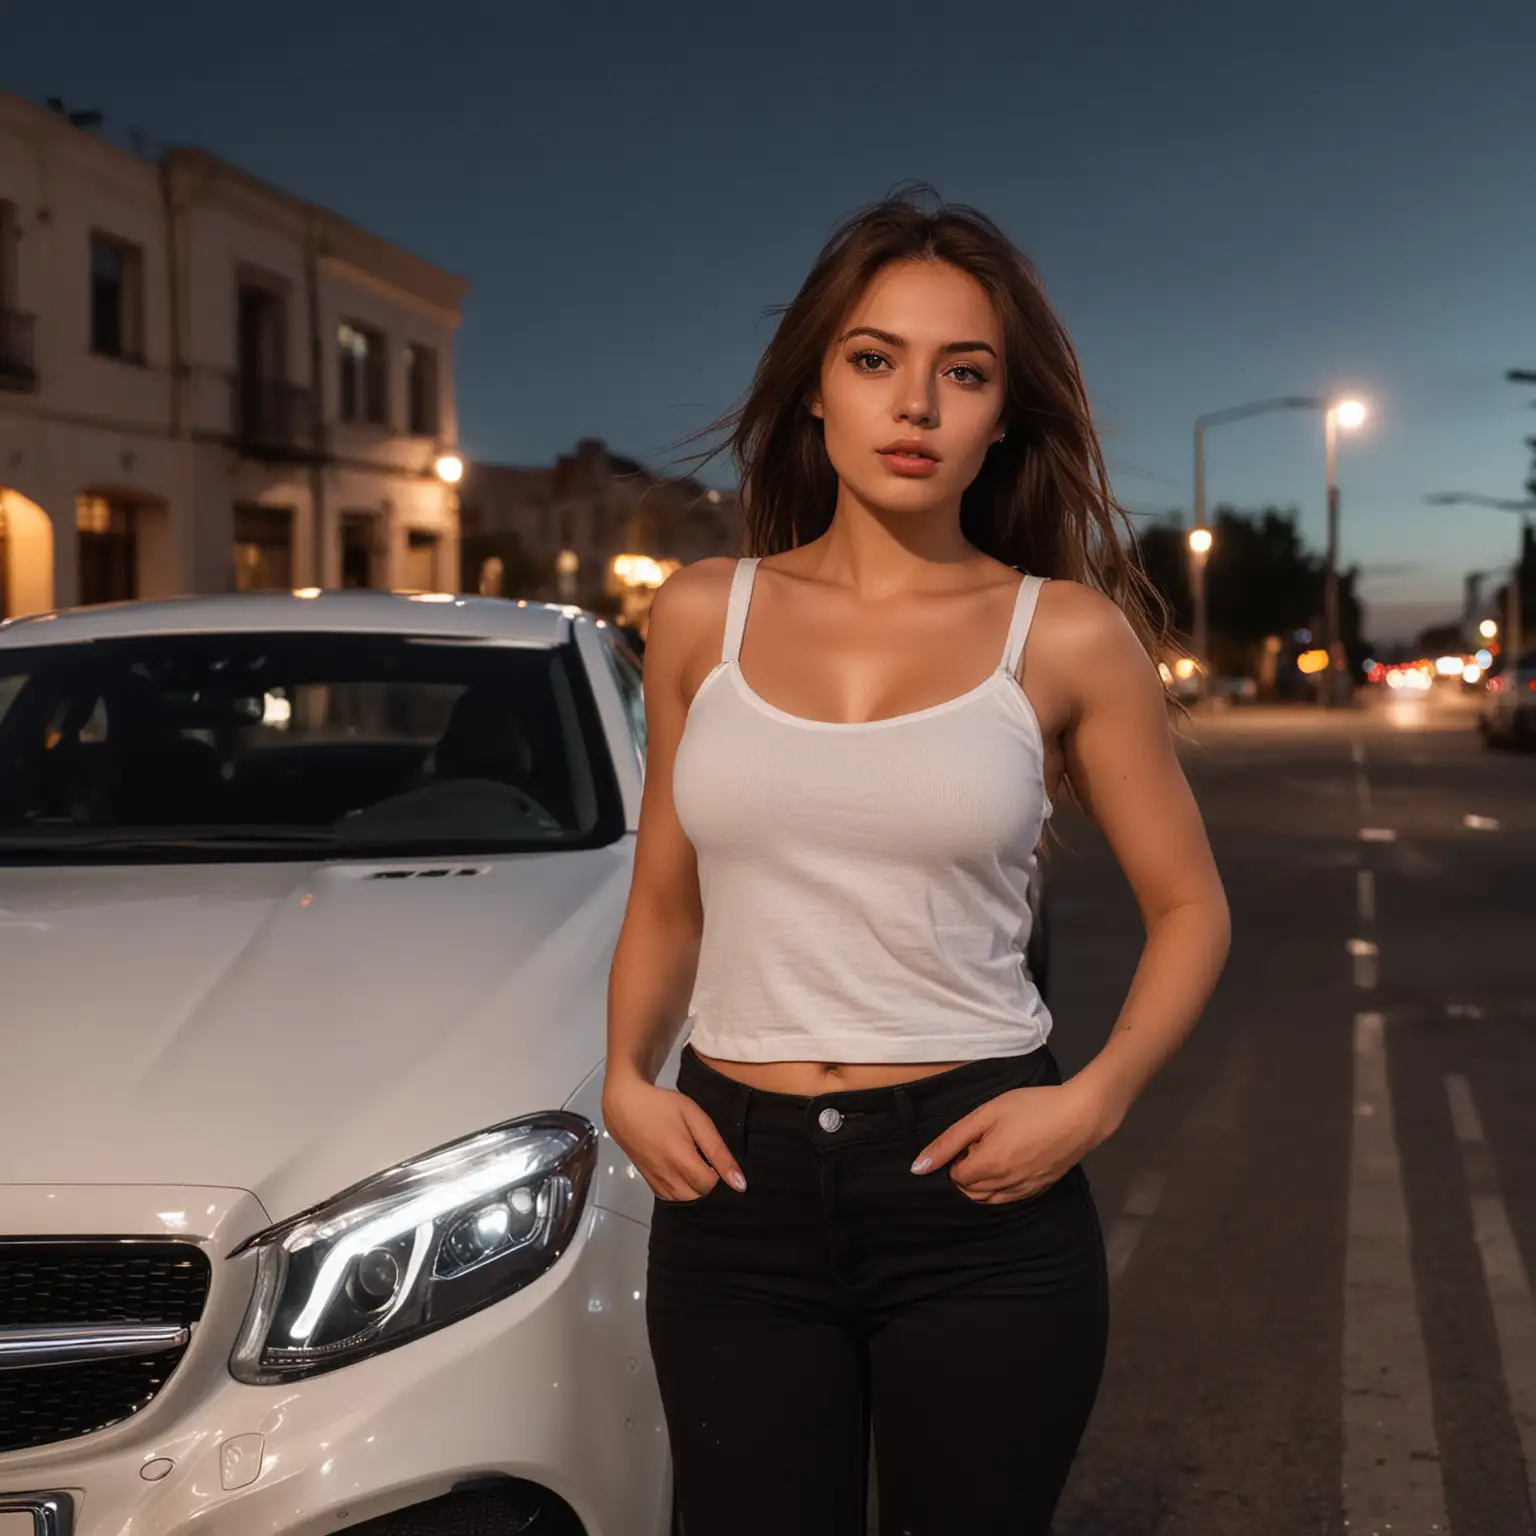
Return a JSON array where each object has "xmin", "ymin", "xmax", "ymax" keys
[{"xmin": 672, "ymin": 557, "xmax": 1054, "ymax": 1064}]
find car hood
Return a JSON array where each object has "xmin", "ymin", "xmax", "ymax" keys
[{"xmin": 0, "ymin": 850, "xmax": 630, "ymax": 1221}]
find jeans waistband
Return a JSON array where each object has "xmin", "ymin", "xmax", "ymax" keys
[{"xmin": 676, "ymin": 1042, "xmax": 1058, "ymax": 1149}]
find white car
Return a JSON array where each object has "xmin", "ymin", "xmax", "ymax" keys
[{"xmin": 0, "ymin": 591, "xmax": 674, "ymax": 1536}]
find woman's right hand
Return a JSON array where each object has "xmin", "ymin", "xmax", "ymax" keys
[{"xmin": 602, "ymin": 1074, "xmax": 746, "ymax": 1203}]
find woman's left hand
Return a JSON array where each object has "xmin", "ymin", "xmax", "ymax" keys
[{"xmin": 910, "ymin": 1081, "xmax": 1114, "ymax": 1204}]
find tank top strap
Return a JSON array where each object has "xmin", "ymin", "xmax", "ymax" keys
[
  {"xmin": 721, "ymin": 557, "xmax": 761, "ymax": 665},
  {"xmin": 999, "ymin": 573, "xmax": 1047, "ymax": 676}
]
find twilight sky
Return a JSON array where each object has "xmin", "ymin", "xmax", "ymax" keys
[{"xmin": 6, "ymin": 0, "xmax": 1534, "ymax": 640}]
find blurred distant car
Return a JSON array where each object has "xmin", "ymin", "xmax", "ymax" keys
[
  {"xmin": 1479, "ymin": 656, "xmax": 1536, "ymax": 748},
  {"xmin": 1209, "ymin": 675, "xmax": 1257, "ymax": 704}
]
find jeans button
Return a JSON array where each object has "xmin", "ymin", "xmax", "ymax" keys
[{"xmin": 817, "ymin": 1106, "xmax": 844, "ymax": 1133}]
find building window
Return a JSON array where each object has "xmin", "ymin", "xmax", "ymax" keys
[
  {"xmin": 338, "ymin": 321, "xmax": 387, "ymax": 425},
  {"xmin": 89, "ymin": 234, "xmax": 144, "ymax": 362},
  {"xmin": 234, "ymin": 504, "xmax": 294, "ymax": 591},
  {"xmin": 341, "ymin": 512, "xmax": 378, "ymax": 588},
  {"xmin": 403, "ymin": 528, "xmax": 441, "ymax": 592},
  {"xmin": 77, "ymin": 494, "xmax": 138, "ymax": 605},
  {"xmin": 404, "ymin": 343, "xmax": 439, "ymax": 436}
]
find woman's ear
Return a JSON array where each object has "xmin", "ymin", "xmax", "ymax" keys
[{"xmin": 807, "ymin": 394, "xmax": 824, "ymax": 420}]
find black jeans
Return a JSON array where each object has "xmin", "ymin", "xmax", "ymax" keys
[{"xmin": 647, "ymin": 1042, "xmax": 1109, "ymax": 1536}]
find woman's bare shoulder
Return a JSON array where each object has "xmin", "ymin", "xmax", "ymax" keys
[
  {"xmin": 1035, "ymin": 578, "xmax": 1143, "ymax": 647},
  {"xmin": 644, "ymin": 557, "xmax": 740, "ymax": 686},
  {"xmin": 1033, "ymin": 578, "xmax": 1163, "ymax": 692},
  {"xmin": 648, "ymin": 557, "xmax": 737, "ymax": 634}
]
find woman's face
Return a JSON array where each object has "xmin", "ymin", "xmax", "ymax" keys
[{"xmin": 811, "ymin": 258, "xmax": 1006, "ymax": 518}]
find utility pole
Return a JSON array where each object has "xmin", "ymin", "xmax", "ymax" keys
[{"xmin": 1509, "ymin": 369, "xmax": 1536, "ymax": 659}]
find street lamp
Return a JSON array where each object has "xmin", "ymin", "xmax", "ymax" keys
[
  {"xmin": 1192, "ymin": 393, "xmax": 1368, "ymax": 703},
  {"xmin": 1323, "ymin": 398, "xmax": 1369, "ymax": 705},
  {"xmin": 1425, "ymin": 491, "xmax": 1534, "ymax": 673},
  {"xmin": 433, "ymin": 453, "xmax": 465, "ymax": 485},
  {"xmin": 1480, "ymin": 618, "xmax": 1500, "ymax": 641},
  {"xmin": 1192, "ymin": 396, "xmax": 1323, "ymax": 699},
  {"xmin": 1187, "ymin": 527, "xmax": 1213, "ymax": 684}
]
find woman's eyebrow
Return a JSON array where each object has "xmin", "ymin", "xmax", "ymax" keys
[{"xmin": 838, "ymin": 326, "xmax": 997, "ymax": 359}]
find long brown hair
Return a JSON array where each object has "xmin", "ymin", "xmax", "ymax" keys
[{"xmin": 676, "ymin": 183, "xmax": 1171, "ymax": 665}]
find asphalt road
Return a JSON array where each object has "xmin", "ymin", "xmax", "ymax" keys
[{"xmin": 1044, "ymin": 690, "xmax": 1536, "ymax": 1536}]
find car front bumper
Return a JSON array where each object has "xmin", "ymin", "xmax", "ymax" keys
[{"xmin": 0, "ymin": 1185, "xmax": 667, "ymax": 1536}]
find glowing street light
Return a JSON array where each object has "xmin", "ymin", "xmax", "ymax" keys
[
  {"xmin": 1192, "ymin": 395, "xmax": 1322, "ymax": 701},
  {"xmin": 1332, "ymin": 398, "xmax": 1368, "ymax": 432},
  {"xmin": 1321, "ymin": 397, "xmax": 1370, "ymax": 706},
  {"xmin": 1426, "ymin": 492, "xmax": 1534, "ymax": 677},
  {"xmin": 433, "ymin": 453, "xmax": 465, "ymax": 485},
  {"xmin": 1479, "ymin": 618, "xmax": 1500, "ymax": 640},
  {"xmin": 1190, "ymin": 393, "xmax": 1368, "ymax": 705}
]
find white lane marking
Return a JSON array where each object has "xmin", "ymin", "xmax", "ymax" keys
[
  {"xmin": 1103, "ymin": 1169, "xmax": 1166, "ymax": 1286},
  {"xmin": 1361, "ymin": 827, "xmax": 1398, "ymax": 843},
  {"xmin": 1356, "ymin": 771, "xmax": 1374, "ymax": 816},
  {"xmin": 1348, "ymin": 937, "xmax": 1380, "ymax": 991},
  {"xmin": 1447, "ymin": 1003, "xmax": 1486, "ymax": 1021},
  {"xmin": 1352, "ymin": 740, "xmax": 1366, "ymax": 766},
  {"xmin": 1464, "ymin": 814, "xmax": 1501, "ymax": 832},
  {"xmin": 1102, "ymin": 1023, "xmax": 1259, "ymax": 1287},
  {"xmin": 1445, "ymin": 1073, "xmax": 1536, "ymax": 1517},
  {"xmin": 1357, "ymin": 868, "xmax": 1376, "ymax": 923},
  {"xmin": 1344, "ymin": 1011, "xmax": 1449, "ymax": 1532}
]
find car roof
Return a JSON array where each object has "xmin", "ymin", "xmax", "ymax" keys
[{"xmin": 0, "ymin": 590, "xmax": 597, "ymax": 649}]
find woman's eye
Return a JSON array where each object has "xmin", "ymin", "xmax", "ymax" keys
[
  {"xmin": 850, "ymin": 350, "xmax": 889, "ymax": 373},
  {"xmin": 949, "ymin": 363, "xmax": 988, "ymax": 385}
]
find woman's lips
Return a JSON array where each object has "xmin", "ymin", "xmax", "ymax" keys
[{"xmin": 877, "ymin": 450, "xmax": 941, "ymax": 476}]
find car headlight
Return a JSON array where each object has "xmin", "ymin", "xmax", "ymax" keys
[{"xmin": 229, "ymin": 1112, "xmax": 597, "ymax": 1384}]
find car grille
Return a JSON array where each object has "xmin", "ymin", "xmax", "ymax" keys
[{"xmin": 0, "ymin": 1240, "xmax": 212, "ymax": 1453}]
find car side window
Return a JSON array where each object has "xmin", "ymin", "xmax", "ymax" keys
[{"xmin": 604, "ymin": 636, "xmax": 647, "ymax": 766}]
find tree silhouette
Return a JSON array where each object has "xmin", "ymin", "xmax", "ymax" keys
[{"xmin": 1135, "ymin": 506, "xmax": 1362, "ymax": 676}]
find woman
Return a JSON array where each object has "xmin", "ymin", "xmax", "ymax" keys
[{"xmin": 603, "ymin": 189, "xmax": 1230, "ymax": 1536}]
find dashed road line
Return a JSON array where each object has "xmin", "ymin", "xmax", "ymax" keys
[
  {"xmin": 1344, "ymin": 1010, "xmax": 1449, "ymax": 1533},
  {"xmin": 1357, "ymin": 868, "xmax": 1376, "ymax": 923},
  {"xmin": 1361, "ymin": 826, "xmax": 1397, "ymax": 843},
  {"xmin": 1356, "ymin": 775, "xmax": 1374, "ymax": 816},
  {"xmin": 1464, "ymin": 814, "xmax": 1501, "ymax": 832},
  {"xmin": 1102, "ymin": 1021, "xmax": 1260, "ymax": 1287},
  {"xmin": 1348, "ymin": 937, "xmax": 1380, "ymax": 991},
  {"xmin": 1446, "ymin": 1073, "xmax": 1536, "ymax": 1522},
  {"xmin": 1104, "ymin": 1169, "xmax": 1166, "ymax": 1287}
]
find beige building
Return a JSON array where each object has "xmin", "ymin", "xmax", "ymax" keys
[
  {"xmin": 0, "ymin": 91, "xmax": 467, "ymax": 619},
  {"xmin": 460, "ymin": 437, "xmax": 742, "ymax": 619}
]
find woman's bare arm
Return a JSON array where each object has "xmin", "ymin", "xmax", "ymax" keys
[
  {"xmin": 602, "ymin": 559, "xmax": 746, "ymax": 1199},
  {"xmin": 905, "ymin": 578, "xmax": 1231, "ymax": 1194},
  {"xmin": 1051, "ymin": 583, "xmax": 1231, "ymax": 1135}
]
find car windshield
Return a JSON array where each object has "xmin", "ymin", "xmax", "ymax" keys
[{"xmin": 0, "ymin": 630, "xmax": 623, "ymax": 862}]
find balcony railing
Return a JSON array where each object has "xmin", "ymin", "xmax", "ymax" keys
[
  {"xmin": 230, "ymin": 373, "xmax": 312, "ymax": 455},
  {"xmin": 0, "ymin": 309, "xmax": 37, "ymax": 391}
]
